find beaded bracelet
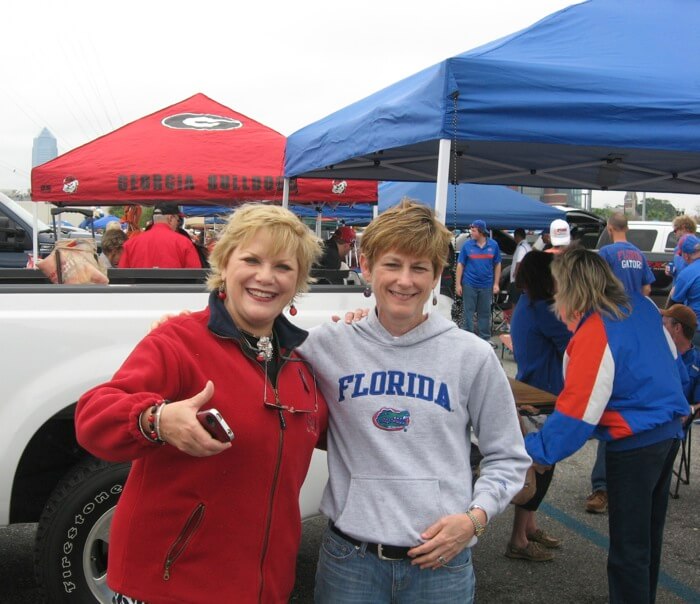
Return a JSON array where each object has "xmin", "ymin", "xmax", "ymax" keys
[{"xmin": 137, "ymin": 401, "xmax": 169, "ymax": 445}]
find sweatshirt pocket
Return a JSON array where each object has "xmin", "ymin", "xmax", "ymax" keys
[
  {"xmin": 163, "ymin": 503, "xmax": 205, "ymax": 580},
  {"xmin": 335, "ymin": 477, "xmax": 445, "ymax": 546}
]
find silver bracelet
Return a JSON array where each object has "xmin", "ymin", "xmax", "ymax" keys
[{"xmin": 154, "ymin": 401, "xmax": 168, "ymax": 443}]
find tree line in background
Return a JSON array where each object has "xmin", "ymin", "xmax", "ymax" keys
[{"xmin": 590, "ymin": 197, "xmax": 696, "ymax": 221}]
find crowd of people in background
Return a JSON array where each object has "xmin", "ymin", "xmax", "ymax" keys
[{"xmin": 452, "ymin": 210, "xmax": 695, "ymax": 603}]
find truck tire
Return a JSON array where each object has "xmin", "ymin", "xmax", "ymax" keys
[{"xmin": 34, "ymin": 458, "xmax": 130, "ymax": 604}]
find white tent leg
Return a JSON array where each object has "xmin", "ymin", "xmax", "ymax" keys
[
  {"xmin": 434, "ymin": 139, "xmax": 451, "ymax": 225},
  {"xmin": 32, "ymin": 202, "xmax": 39, "ymax": 267},
  {"xmin": 428, "ymin": 139, "xmax": 452, "ymax": 310},
  {"xmin": 315, "ymin": 206, "xmax": 322, "ymax": 237},
  {"xmin": 282, "ymin": 178, "xmax": 290, "ymax": 208}
]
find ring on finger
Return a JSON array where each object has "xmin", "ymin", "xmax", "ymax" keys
[{"xmin": 437, "ymin": 555, "xmax": 447, "ymax": 565}]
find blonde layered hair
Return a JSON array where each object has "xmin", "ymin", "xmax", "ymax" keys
[
  {"xmin": 360, "ymin": 198, "xmax": 452, "ymax": 275},
  {"xmin": 551, "ymin": 247, "xmax": 630, "ymax": 324},
  {"xmin": 207, "ymin": 204, "xmax": 322, "ymax": 294}
]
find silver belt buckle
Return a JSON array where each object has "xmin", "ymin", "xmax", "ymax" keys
[{"xmin": 377, "ymin": 543, "xmax": 402, "ymax": 561}]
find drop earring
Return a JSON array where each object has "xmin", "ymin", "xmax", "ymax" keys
[
  {"xmin": 432, "ymin": 291, "xmax": 438, "ymax": 306},
  {"xmin": 363, "ymin": 285, "xmax": 372, "ymax": 298},
  {"xmin": 289, "ymin": 301, "xmax": 298, "ymax": 316},
  {"xmin": 217, "ymin": 284, "xmax": 227, "ymax": 300}
]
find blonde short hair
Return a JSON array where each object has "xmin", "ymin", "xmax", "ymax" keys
[
  {"xmin": 672, "ymin": 215, "xmax": 697, "ymax": 234},
  {"xmin": 551, "ymin": 247, "xmax": 630, "ymax": 323},
  {"xmin": 360, "ymin": 199, "xmax": 452, "ymax": 275},
  {"xmin": 207, "ymin": 204, "xmax": 322, "ymax": 294}
]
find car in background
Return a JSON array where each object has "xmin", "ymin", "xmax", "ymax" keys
[{"xmin": 0, "ymin": 193, "xmax": 95, "ymax": 268}]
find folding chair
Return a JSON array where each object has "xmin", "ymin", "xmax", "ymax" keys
[
  {"xmin": 670, "ymin": 410, "xmax": 697, "ymax": 499},
  {"xmin": 491, "ymin": 292, "xmax": 513, "ymax": 335}
]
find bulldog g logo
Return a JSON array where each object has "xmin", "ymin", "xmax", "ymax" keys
[
  {"xmin": 331, "ymin": 180, "xmax": 348, "ymax": 194},
  {"xmin": 162, "ymin": 113, "xmax": 243, "ymax": 131},
  {"xmin": 62, "ymin": 176, "xmax": 79, "ymax": 194}
]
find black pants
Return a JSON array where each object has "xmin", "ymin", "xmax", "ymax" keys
[{"xmin": 606, "ymin": 438, "xmax": 680, "ymax": 604}]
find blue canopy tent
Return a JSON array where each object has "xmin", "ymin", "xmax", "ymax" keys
[
  {"xmin": 379, "ymin": 183, "xmax": 564, "ymax": 230},
  {"xmin": 182, "ymin": 205, "xmax": 233, "ymax": 221},
  {"xmin": 291, "ymin": 204, "xmax": 373, "ymax": 226},
  {"xmin": 92, "ymin": 215, "xmax": 121, "ymax": 230},
  {"xmin": 285, "ymin": 0, "xmax": 700, "ymax": 222},
  {"xmin": 182, "ymin": 203, "xmax": 374, "ymax": 230}
]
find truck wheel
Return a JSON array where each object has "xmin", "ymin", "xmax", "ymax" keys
[{"xmin": 34, "ymin": 458, "xmax": 130, "ymax": 604}]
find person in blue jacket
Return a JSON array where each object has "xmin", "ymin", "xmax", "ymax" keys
[
  {"xmin": 669, "ymin": 234, "xmax": 700, "ymax": 347},
  {"xmin": 506, "ymin": 250, "xmax": 571, "ymax": 562},
  {"xmin": 526, "ymin": 248, "xmax": 687, "ymax": 604}
]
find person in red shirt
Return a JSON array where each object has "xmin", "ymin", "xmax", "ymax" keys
[{"xmin": 119, "ymin": 203, "xmax": 201, "ymax": 268}]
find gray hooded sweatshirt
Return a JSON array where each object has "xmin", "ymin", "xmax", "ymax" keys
[{"xmin": 299, "ymin": 309, "xmax": 530, "ymax": 547}]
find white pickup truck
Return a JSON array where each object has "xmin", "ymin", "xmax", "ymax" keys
[{"xmin": 0, "ymin": 270, "xmax": 454, "ymax": 603}]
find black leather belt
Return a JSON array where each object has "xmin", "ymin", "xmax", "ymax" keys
[{"xmin": 329, "ymin": 522, "xmax": 412, "ymax": 561}]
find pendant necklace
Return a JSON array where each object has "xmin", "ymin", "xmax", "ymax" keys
[{"xmin": 239, "ymin": 329, "xmax": 275, "ymax": 363}]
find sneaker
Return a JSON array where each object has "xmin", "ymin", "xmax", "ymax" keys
[
  {"xmin": 527, "ymin": 529, "xmax": 561, "ymax": 549},
  {"xmin": 505, "ymin": 541, "xmax": 554, "ymax": 562},
  {"xmin": 585, "ymin": 490, "xmax": 608, "ymax": 514}
]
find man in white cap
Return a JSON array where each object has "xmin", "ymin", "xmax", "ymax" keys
[{"xmin": 546, "ymin": 219, "xmax": 571, "ymax": 254}]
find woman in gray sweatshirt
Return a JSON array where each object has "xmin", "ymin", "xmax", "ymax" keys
[{"xmin": 301, "ymin": 200, "xmax": 531, "ymax": 603}]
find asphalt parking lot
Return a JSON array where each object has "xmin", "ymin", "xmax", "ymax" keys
[{"xmin": 1, "ymin": 354, "xmax": 698, "ymax": 603}]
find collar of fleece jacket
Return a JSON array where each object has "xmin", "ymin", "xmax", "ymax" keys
[{"xmin": 206, "ymin": 291, "xmax": 308, "ymax": 353}]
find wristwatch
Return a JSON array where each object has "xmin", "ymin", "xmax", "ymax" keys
[{"xmin": 466, "ymin": 506, "xmax": 486, "ymax": 537}]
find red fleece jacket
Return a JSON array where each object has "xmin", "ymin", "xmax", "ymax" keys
[{"xmin": 75, "ymin": 307, "xmax": 327, "ymax": 604}]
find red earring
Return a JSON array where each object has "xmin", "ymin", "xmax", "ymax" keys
[
  {"xmin": 289, "ymin": 302, "xmax": 298, "ymax": 316},
  {"xmin": 218, "ymin": 285, "xmax": 226, "ymax": 300}
]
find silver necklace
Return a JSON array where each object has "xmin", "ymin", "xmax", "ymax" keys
[{"xmin": 239, "ymin": 329, "xmax": 274, "ymax": 363}]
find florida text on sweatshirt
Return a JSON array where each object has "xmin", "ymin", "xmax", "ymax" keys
[{"xmin": 299, "ymin": 310, "xmax": 531, "ymax": 547}]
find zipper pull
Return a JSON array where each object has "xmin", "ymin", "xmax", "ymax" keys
[{"xmin": 163, "ymin": 563, "xmax": 171, "ymax": 581}]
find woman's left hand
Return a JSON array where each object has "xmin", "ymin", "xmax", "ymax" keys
[
  {"xmin": 158, "ymin": 381, "xmax": 232, "ymax": 457},
  {"xmin": 407, "ymin": 513, "xmax": 473, "ymax": 569},
  {"xmin": 331, "ymin": 308, "xmax": 370, "ymax": 323}
]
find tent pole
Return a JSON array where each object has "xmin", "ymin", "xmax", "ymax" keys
[
  {"xmin": 282, "ymin": 178, "xmax": 290, "ymax": 208},
  {"xmin": 315, "ymin": 206, "xmax": 322, "ymax": 237},
  {"xmin": 32, "ymin": 202, "xmax": 39, "ymax": 267},
  {"xmin": 434, "ymin": 139, "xmax": 451, "ymax": 225},
  {"xmin": 431, "ymin": 138, "xmax": 452, "ymax": 312}
]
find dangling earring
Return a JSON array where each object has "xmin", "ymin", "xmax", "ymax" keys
[
  {"xmin": 363, "ymin": 285, "xmax": 372, "ymax": 298},
  {"xmin": 289, "ymin": 301, "xmax": 298, "ymax": 316},
  {"xmin": 217, "ymin": 284, "xmax": 226, "ymax": 300},
  {"xmin": 432, "ymin": 291, "xmax": 438, "ymax": 306}
]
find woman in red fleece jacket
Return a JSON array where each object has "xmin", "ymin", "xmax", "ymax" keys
[{"xmin": 76, "ymin": 204, "xmax": 328, "ymax": 604}]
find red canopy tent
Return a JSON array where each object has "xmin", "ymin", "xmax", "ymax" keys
[{"xmin": 30, "ymin": 93, "xmax": 376, "ymax": 206}]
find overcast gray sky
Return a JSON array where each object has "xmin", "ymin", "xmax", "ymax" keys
[{"xmin": 3, "ymin": 0, "xmax": 699, "ymax": 212}]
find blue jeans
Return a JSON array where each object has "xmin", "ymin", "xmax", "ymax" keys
[
  {"xmin": 314, "ymin": 525, "xmax": 475, "ymax": 604},
  {"xmin": 606, "ymin": 438, "xmax": 679, "ymax": 604},
  {"xmin": 591, "ymin": 440, "xmax": 607, "ymax": 491},
  {"xmin": 462, "ymin": 284, "xmax": 492, "ymax": 341}
]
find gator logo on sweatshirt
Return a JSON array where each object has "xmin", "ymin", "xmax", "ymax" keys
[{"xmin": 372, "ymin": 407, "xmax": 411, "ymax": 431}]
